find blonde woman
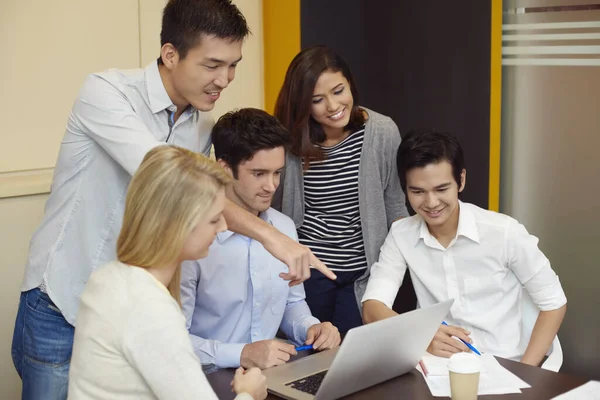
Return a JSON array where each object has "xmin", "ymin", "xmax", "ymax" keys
[{"xmin": 68, "ymin": 146, "xmax": 267, "ymax": 400}]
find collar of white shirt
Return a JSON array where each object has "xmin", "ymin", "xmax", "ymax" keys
[
  {"xmin": 145, "ymin": 61, "xmax": 197, "ymax": 116},
  {"xmin": 216, "ymin": 209, "xmax": 274, "ymax": 243},
  {"xmin": 416, "ymin": 201, "xmax": 481, "ymax": 249}
]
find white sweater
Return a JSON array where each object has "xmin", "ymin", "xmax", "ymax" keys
[{"xmin": 68, "ymin": 261, "xmax": 253, "ymax": 400}]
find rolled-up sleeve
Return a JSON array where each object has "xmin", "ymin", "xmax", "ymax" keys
[
  {"xmin": 280, "ymin": 284, "xmax": 320, "ymax": 345},
  {"xmin": 361, "ymin": 228, "xmax": 408, "ymax": 309},
  {"xmin": 180, "ymin": 260, "xmax": 245, "ymax": 368},
  {"xmin": 506, "ymin": 220, "xmax": 567, "ymax": 311},
  {"xmin": 189, "ymin": 337, "xmax": 245, "ymax": 369},
  {"xmin": 278, "ymin": 221, "xmax": 320, "ymax": 343}
]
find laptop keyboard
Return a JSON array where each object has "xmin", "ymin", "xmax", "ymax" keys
[{"xmin": 285, "ymin": 370, "xmax": 328, "ymax": 395}]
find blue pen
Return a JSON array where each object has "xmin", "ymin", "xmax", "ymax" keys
[
  {"xmin": 295, "ymin": 345, "xmax": 313, "ymax": 351},
  {"xmin": 442, "ymin": 321, "xmax": 481, "ymax": 356}
]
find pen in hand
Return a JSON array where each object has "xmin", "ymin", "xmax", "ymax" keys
[
  {"xmin": 442, "ymin": 321, "xmax": 481, "ymax": 356},
  {"xmin": 295, "ymin": 345, "xmax": 313, "ymax": 352}
]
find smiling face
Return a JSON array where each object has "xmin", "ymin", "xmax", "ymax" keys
[
  {"xmin": 406, "ymin": 161, "xmax": 466, "ymax": 235},
  {"xmin": 161, "ymin": 35, "xmax": 243, "ymax": 112},
  {"xmin": 310, "ymin": 70, "xmax": 354, "ymax": 135}
]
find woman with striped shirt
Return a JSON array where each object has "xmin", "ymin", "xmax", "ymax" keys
[{"xmin": 273, "ymin": 46, "xmax": 409, "ymax": 333}]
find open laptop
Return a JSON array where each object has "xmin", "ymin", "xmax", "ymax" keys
[{"xmin": 263, "ymin": 300, "xmax": 453, "ymax": 400}]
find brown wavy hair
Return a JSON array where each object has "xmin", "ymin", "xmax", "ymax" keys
[{"xmin": 274, "ymin": 45, "xmax": 365, "ymax": 169}]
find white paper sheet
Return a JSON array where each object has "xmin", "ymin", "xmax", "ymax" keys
[
  {"xmin": 416, "ymin": 353, "xmax": 531, "ymax": 397},
  {"xmin": 552, "ymin": 381, "xmax": 600, "ymax": 399}
]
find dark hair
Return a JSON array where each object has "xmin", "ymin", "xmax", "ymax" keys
[
  {"xmin": 274, "ymin": 45, "xmax": 365, "ymax": 168},
  {"xmin": 396, "ymin": 130, "xmax": 465, "ymax": 193},
  {"xmin": 212, "ymin": 108, "xmax": 291, "ymax": 178},
  {"xmin": 159, "ymin": 0, "xmax": 250, "ymax": 64}
]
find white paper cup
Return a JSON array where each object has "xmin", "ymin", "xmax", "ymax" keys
[{"xmin": 447, "ymin": 353, "xmax": 481, "ymax": 400}]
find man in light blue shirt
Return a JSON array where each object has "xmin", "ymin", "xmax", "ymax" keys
[
  {"xmin": 12, "ymin": 2, "xmax": 334, "ymax": 399},
  {"xmin": 181, "ymin": 108, "xmax": 341, "ymax": 370}
]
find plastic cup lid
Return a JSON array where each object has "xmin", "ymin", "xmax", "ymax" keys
[{"xmin": 447, "ymin": 352, "xmax": 481, "ymax": 374}]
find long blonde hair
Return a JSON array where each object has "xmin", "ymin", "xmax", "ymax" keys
[{"xmin": 117, "ymin": 145, "xmax": 231, "ymax": 304}]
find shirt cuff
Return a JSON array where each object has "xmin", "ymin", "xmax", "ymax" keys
[
  {"xmin": 215, "ymin": 343, "xmax": 246, "ymax": 369},
  {"xmin": 297, "ymin": 316, "xmax": 321, "ymax": 344},
  {"xmin": 529, "ymin": 278, "xmax": 567, "ymax": 311},
  {"xmin": 361, "ymin": 278, "xmax": 398, "ymax": 309}
]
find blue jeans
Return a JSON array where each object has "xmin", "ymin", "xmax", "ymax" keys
[
  {"xmin": 12, "ymin": 289, "xmax": 74, "ymax": 400},
  {"xmin": 303, "ymin": 269, "xmax": 364, "ymax": 334}
]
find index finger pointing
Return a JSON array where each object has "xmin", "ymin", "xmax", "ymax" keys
[{"xmin": 309, "ymin": 253, "xmax": 336, "ymax": 280}]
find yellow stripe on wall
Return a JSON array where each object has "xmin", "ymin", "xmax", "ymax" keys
[
  {"xmin": 262, "ymin": 0, "xmax": 301, "ymax": 114},
  {"xmin": 489, "ymin": 0, "xmax": 502, "ymax": 212}
]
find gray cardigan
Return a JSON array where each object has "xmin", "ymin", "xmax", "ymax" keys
[{"xmin": 273, "ymin": 108, "xmax": 409, "ymax": 308}]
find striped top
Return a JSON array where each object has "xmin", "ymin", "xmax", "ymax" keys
[{"xmin": 297, "ymin": 127, "xmax": 367, "ymax": 272}]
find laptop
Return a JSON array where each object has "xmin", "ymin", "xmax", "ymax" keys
[{"xmin": 263, "ymin": 300, "xmax": 453, "ymax": 400}]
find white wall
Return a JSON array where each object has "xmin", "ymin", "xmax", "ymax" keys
[
  {"xmin": 0, "ymin": 0, "xmax": 141, "ymax": 173},
  {"xmin": 212, "ymin": 0, "xmax": 264, "ymax": 117},
  {"xmin": 0, "ymin": 1, "xmax": 263, "ymax": 397}
]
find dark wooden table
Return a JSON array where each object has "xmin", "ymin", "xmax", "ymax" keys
[{"xmin": 206, "ymin": 351, "xmax": 589, "ymax": 400}]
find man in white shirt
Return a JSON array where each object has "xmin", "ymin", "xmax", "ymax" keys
[
  {"xmin": 362, "ymin": 130, "xmax": 567, "ymax": 366},
  {"xmin": 11, "ymin": 1, "xmax": 333, "ymax": 399},
  {"xmin": 181, "ymin": 109, "xmax": 341, "ymax": 371}
]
